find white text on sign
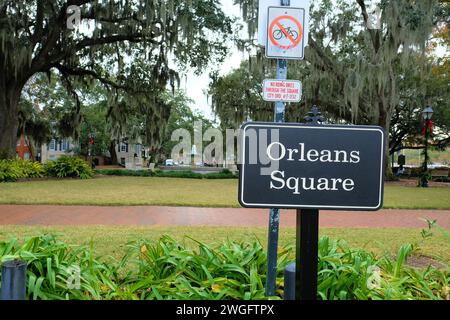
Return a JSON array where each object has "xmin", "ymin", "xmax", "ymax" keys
[{"xmin": 263, "ymin": 79, "xmax": 302, "ymax": 103}]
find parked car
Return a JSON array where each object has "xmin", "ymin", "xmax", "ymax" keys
[{"xmin": 165, "ymin": 159, "xmax": 174, "ymax": 166}]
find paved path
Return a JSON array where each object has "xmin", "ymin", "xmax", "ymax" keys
[{"xmin": 0, "ymin": 205, "xmax": 449, "ymax": 228}]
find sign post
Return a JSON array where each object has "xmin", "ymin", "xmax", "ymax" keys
[
  {"xmin": 264, "ymin": 0, "xmax": 290, "ymax": 299},
  {"xmin": 296, "ymin": 106, "xmax": 323, "ymax": 300}
]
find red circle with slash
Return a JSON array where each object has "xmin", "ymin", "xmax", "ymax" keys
[{"xmin": 269, "ymin": 15, "xmax": 303, "ymax": 50}]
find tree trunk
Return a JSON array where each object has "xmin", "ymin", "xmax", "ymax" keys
[
  {"xmin": 26, "ymin": 135, "xmax": 36, "ymax": 162},
  {"xmin": 0, "ymin": 78, "xmax": 22, "ymax": 159},
  {"xmin": 378, "ymin": 105, "xmax": 395, "ymax": 181},
  {"xmin": 109, "ymin": 140, "xmax": 118, "ymax": 165}
]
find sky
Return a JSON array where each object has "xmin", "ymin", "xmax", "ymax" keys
[{"xmin": 181, "ymin": 1, "xmax": 246, "ymax": 120}]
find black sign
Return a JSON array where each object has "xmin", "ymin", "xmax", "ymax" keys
[{"xmin": 239, "ymin": 122, "xmax": 386, "ymax": 211}]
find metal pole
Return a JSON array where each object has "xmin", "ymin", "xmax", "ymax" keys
[
  {"xmin": 296, "ymin": 209, "xmax": 319, "ymax": 300},
  {"xmin": 283, "ymin": 262, "xmax": 296, "ymax": 300},
  {"xmin": 265, "ymin": 0, "xmax": 290, "ymax": 297},
  {"xmin": 1, "ymin": 260, "xmax": 27, "ymax": 300},
  {"xmin": 283, "ymin": 106, "xmax": 322, "ymax": 300},
  {"xmin": 420, "ymin": 120, "xmax": 430, "ymax": 188}
]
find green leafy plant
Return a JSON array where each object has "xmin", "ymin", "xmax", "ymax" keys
[
  {"xmin": 0, "ymin": 235, "xmax": 448, "ymax": 300},
  {"xmin": 0, "ymin": 160, "xmax": 24, "ymax": 182},
  {"xmin": 45, "ymin": 156, "xmax": 94, "ymax": 179},
  {"xmin": 0, "ymin": 159, "xmax": 44, "ymax": 182},
  {"xmin": 15, "ymin": 160, "xmax": 45, "ymax": 178}
]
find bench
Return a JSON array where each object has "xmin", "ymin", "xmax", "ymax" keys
[{"xmin": 431, "ymin": 169, "xmax": 450, "ymax": 180}]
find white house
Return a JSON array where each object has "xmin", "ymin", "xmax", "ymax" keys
[
  {"xmin": 116, "ymin": 139, "xmax": 148, "ymax": 170},
  {"xmin": 40, "ymin": 138, "xmax": 75, "ymax": 163}
]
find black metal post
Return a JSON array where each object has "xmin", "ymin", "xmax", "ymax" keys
[
  {"xmin": 296, "ymin": 209, "xmax": 319, "ymax": 300},
  {"xmin": 420, "ymin": 124, "xmax": 430, "ymax": 188},
  {"xmin": 283, "ymin": 262, "xmax": 296, "ymax": 300},
  {"xmin": 292, "ymin": 106, "xmax": 323, "ymax": 300},
  {"xmin": 1, "ymin": 260, "xmax": 27, "ymax": 300}
]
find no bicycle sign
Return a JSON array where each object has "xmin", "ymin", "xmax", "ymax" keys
[{"xmin": 266, "ymin": 7, "xmax": 306, "ymax": 60}]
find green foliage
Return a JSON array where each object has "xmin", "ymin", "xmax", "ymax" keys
[
  {"xmin": 0, "ymin": 235, "xmax": 447, "ymax": 300},
  {"xmin": 16, "ymin": 160, "xmax": 45, "ymax": 179},
  {"xmin": 0, "ymin": 160, "xmax": 44, "ymax": 182},
  {"xmin": 76, "ymin": 100, "xmax": 110, "ymax": 158},
  {"xmin": 0, "ymin": 160, "xmax": 25, "ymax": 182},
  {"xmin": 95, "ymin": 169, "xmax": 237, "ymax": 180},
  {"xmin": 0, "ymin": 235, "xmax": 118, "ymax": 300},
  {"xmin": 44, "ymin": 157, "xmax": 94, "ymax": 180}
]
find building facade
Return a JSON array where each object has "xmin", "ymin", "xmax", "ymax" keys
[{"xmin": 40, "ymin": 138, "xmax": 75, "ymax": 163}]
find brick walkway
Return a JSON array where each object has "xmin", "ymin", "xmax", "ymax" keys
[{"xmin": 0, "ymin": 205, "xmax": 449, "ymax": 228}]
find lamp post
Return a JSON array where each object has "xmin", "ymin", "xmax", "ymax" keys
[{"xmin": 419, "ymin": 106, "xmax": 433, "ymax": 188}]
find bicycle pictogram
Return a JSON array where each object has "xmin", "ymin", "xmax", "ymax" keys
[{"xmin": 272, "ymin": 25, "xmax": 299, "ymax": 41}]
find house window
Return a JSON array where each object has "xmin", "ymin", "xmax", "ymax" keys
[
  {"xmin": 120, "ymin": 143, "xmax": 128, "ymax": 153},
  {"xmin": 24, "ymin": 152, "xmax": 31, "ymax": 160},
  {"xmin": 61, "ymin": 139, "xmax": 66, "ymax": 151},
  {"xmin": 49, "ymin": 139, "xmax": 56, "ymax": 151}
]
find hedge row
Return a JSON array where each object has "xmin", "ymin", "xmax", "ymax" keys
[{"xmin": 95, "ymin": 168, "xmax": 238, "ymax": 179}]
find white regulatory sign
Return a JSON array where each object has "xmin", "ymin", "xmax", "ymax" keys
[
  {"xmin": 266, "ymin": 6, "xmax": 305, "ymax": 60},
  {"xmin": 263, "ymin": 79, "xmax": 302, "ymax": 102}
]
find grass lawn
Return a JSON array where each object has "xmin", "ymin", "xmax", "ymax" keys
[
  {"xmin": 0, "ymin": 177, "xmax": 449, "ymax": 209},
  {"xmin": 0, "ymin": 226, "xmax": 448, "ymax": 263}
]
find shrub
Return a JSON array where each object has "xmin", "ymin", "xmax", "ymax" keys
[
  {"xmin": 45, "ymin": 156, "xmax": 94, "ymax": 179},
  {"xmin": 0, "ymin": 159, "xmax": 44, "ymax": 182},
  {"xmin": 15, "ymin": 160, "xmax": 45, "ymax": 178},
  {"xmin": 95, "ymin": 169, "xmax": 153, "ymax": 177},
  {"xmin": 0, "ymin": 160, "xmax": 25, "ymax": 182},
  {"xmin": 0, "ymin": 235, "xmax": 448, "ymax": 300}
]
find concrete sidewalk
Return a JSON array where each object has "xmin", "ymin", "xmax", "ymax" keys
[{"xmin": 0, "ymin": 205, "xmax": 449, "ymax": 228}]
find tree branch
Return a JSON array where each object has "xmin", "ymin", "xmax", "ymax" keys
[
  {"xmin": 51, "ymin": 63, "xmax": 128, "ymax": 91},
  {"xmin": 31, "ymin": 0, "xmax": 45, "ymax": 45},
  {"xmin": 51, "ymin": 63, "xmax": 152, "ymax": 97},
  {"xmin": 356, "ymin": 0, "xmax": 380, "ymax": 52}
]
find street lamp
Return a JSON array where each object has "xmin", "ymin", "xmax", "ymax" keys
[
  {"xmin": 419, "ymin": 106, "xmax": 434, "ymax": 188},
  {"xmin": 422, "ymin": 106, "xmax": 434, "ymax": 121}
]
